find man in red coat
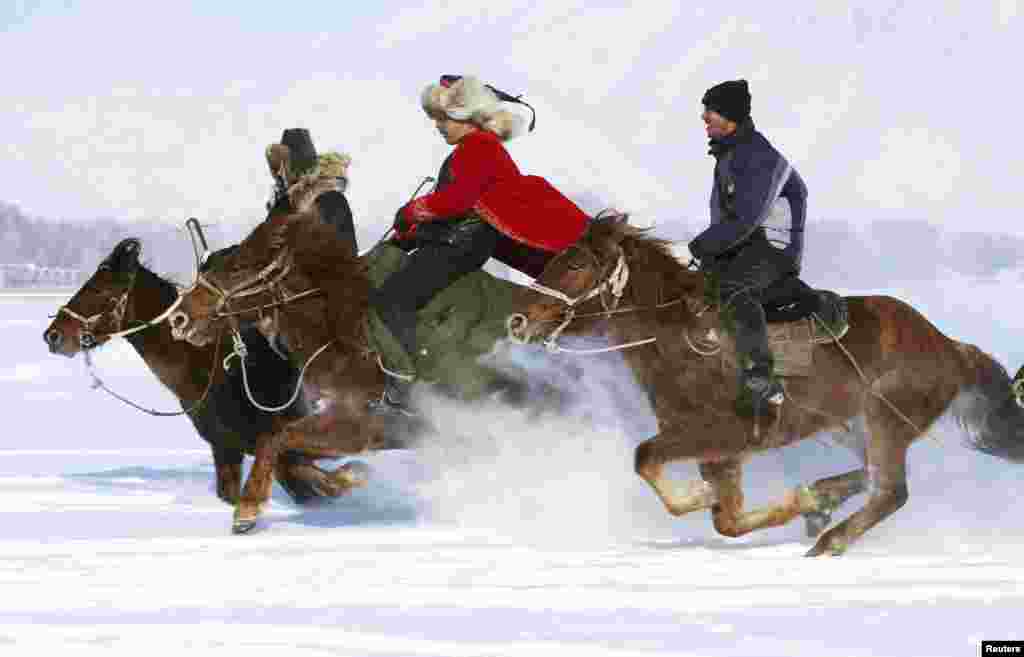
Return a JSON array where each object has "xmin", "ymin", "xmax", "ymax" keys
[{"xmin": 370, "ymin": 75, "xmax": 589, "ymax": 416}]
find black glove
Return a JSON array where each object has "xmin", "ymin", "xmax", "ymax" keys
[{"xmin": 688, "ymin": 237, "xmax": 715, "ymax": 268}]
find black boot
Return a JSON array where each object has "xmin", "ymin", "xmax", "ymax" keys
[
  {"xmin": 728, "ymin": 301, "xmax": 784, "ymax": 415},
  {"xmin": 739, "ymin": 360, "xmax": 785, "ymax": 413}
]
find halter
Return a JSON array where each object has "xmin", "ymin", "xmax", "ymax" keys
[
  {"xmin": 56, "ymin": 269, "xmax": 184, "ymax": 347},
  {"xmin": 178, "ymin": 249, "xmax": 323, "ymax": 340}
]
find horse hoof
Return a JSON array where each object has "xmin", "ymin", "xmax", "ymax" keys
[
  {"xmin": 805, "ymin": 534, "xmax": 848, "ymax": 557},
  {"xmin": 337, "ymin": 461, "xmax": 371, "ymax": 487},
  {"xmin": 803, "ymin": 511, "xmax": 832, "ymax": 538},
  {"xmin": 232, "ymin": 518, "xmax": 259, "ymax": 534}
]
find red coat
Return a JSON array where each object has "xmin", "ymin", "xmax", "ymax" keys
[{"xmin": 401, "ymin": 130, "xmax": 589, "ymax": 259}]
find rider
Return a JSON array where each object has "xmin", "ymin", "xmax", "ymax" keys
[
  {"xmin": 271, "ymin": 128, "xmax": 358, "ymax": 254},
  {"xmin": 687, "ymin": 79, "xmax": 808, "ymax": 415},
  {"xmin": 369, "ymin": 74, "xmax": 589, "ymax": 416}
]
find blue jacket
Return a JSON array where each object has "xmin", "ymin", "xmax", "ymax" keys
[{"xmin": 689, "ymin": 121, "xmax": 807, "ymax": 270}]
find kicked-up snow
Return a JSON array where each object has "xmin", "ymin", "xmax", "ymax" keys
[{"xmin": 1, "ymin": 294, "xmax": 1022, "ymax": 656}]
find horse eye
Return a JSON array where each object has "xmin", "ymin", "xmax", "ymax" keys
[{"xmin": 568, "ymin": 259, "xmax": 585, "ymax": 271}]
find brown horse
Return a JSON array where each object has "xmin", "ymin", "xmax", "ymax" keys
[
  {"xmin": 43, "ymin": 238, "xmax": 371, "ymax": 516},
  {"xmin": 508, "ymin": 216, "xmax": 1024, "ymax": 556},
  {"xmin": 166, "ymin": 207, "xmax": 437, "ymax": 533}
]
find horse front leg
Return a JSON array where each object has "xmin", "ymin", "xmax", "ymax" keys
[
  {"xmin": 274, "ymin": 452, "xmax": 371, "ymax": 504},
  {"xmin": 211, "ymin": 445, "xmax": 244, "ymax": 506},
  {"xmin": 234, "ymin": 432, "xmax": 286, "ymax": 534},
  {"xmin": 634, "ymin": 434, "xmax": 717, "ymax": 517},
  {"xmin": 698, "ymin": 458, "xmax": 860, "ymax": 538}
]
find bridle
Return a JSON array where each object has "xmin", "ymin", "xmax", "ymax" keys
[
  {"xmin": 511, "ymin": 246, "xmax": 717, "ymax": 356},
  {"xmin": 514, "ymin": 246, "xmax": 666, "ymax": 354},
  {"xmin": 56, "ymin": 268, "xmax": 184, "ymax": 348}
]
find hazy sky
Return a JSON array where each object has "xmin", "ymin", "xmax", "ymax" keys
[
  {"xmin": 5, "ymin": 1, "xmax": 1024, "ymax": 361},
  {"xmin": 4, "ymin": 2, "xmax": 1020, "ymax": 231}
]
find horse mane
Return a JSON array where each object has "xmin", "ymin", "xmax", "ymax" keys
[
  {"xmin": 230, "ymin": 208, "xmax": 370, "ymax": 344},
  {"xmin": 588, "ymin": 215, "xmax": 704, "ymax": 308}
]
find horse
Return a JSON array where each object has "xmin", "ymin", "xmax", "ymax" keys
[
  {"xmin": 507, "ymin": 215, "xmax": 1024, "ymax": 556},
  {"xmin": 165, "ymin": 202, "xmax": 447, "ymax": 533},
  {"xmin": 43, "ymin": 238, "xmax": 374, "ymax": 516}
]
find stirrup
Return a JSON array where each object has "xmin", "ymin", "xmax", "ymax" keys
[
  {"xmin": 367, "ymin": 390, "xmax": 419, "ymax": 418},
  {"xmin": 745, "ymin": 374, "xmax": 785, "ymax": 405}
]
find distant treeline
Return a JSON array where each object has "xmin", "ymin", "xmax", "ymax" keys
[{"xmin": 0, "ymin": 201, "xmax": 206, "ymax": 282}]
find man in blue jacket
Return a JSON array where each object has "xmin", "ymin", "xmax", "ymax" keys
[{"xmin": 688, "ymin": 79, "xmax": 808, "ymax": 415}]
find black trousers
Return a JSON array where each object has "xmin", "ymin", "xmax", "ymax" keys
[
  {"xmin": 370, "ymin": 220, "xmax": 500, "ymax": 363},
  {"xmin": 316, "ymin": 190, "xmax": 358, "ymax": 255},
  {"xmin": 714, "ymin": 238, "xmax": 798, "ymax": 373}
]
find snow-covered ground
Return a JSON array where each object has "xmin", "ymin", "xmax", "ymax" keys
[{"xmin": 2, "ymin": 292, "xmax": 1023, "ymax": 656}]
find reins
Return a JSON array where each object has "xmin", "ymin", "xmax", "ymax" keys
[
  {"xmin": 84, "ymin": 324, "xmax": 225, "ymax": 417},
  {"xmin": 222, "ymin": 329, "xmax": 334, "ymax": 413},
  {"xmin": 186, "ymin": 248, "xmax": 336, "ymax": 413}
]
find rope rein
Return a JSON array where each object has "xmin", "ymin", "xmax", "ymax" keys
[
  {"xmin": 84, "ymin": 324, "xmax": 225, "ymax": 417},
  {"xmin": 222, "ymin": 329, "xmax": 334, "ymax": 413}
]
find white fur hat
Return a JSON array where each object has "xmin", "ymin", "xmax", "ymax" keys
[{"xmin": 421, "ymin": 75, "xmax": 528, "ymax": 141}]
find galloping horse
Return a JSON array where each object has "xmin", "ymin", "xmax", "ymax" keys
[
  {"xmin": 166, "ymin": 204, "xmax": 446, "ymax": 533},
  {"xmin": 508, "ymin": 215, "xmax": 1024, "ymax": 556},
  {"xmin": 44, "ymin": 238, "xmax": 373, "ymax": 512}
]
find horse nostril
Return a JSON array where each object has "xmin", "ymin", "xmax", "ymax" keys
[
  {"xmin": 44, "ymin": 329, "xmax": 63, "ymax": 348},
  {"xmin": 169, "ymin": 311, "xmax": 189, "ymax": 331},
  {"xmin": 506, "ymin": 313, "xmax": 528, "ymax": 342}
]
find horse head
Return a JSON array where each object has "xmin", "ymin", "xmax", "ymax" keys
[
  {"xmin": 508, "ymin": 214, "xmax": 706, "ymax": 348},
  {"xmin": 44, "ymin": 238, "xmax": 144, "ymax": 356}
]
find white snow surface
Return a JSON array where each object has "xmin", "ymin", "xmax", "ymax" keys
[{"xmin": 2, "ymin": 294, "xmax": 1023, "ymax": 656}]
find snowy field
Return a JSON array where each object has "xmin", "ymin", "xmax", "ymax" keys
[{"xmin": 2, "ymin": 292, "xmax": 1023, "ymax": 656}]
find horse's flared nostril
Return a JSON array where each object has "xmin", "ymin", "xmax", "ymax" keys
[
  {"xmin": 44, "ymin": 329, "xmax": 63, "ymax": 349},
  {"xmin": 506, "ymin": 313, "xmax": 529, "ymax": 343},
  {"xmin": 169, "ymin": 311, "xmax": 189, "ymax": 334}
]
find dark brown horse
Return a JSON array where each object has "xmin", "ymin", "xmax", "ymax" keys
[
  {"xmin": 43, "ymin": 238, "xmax": 371, "ymax": 516},
  {"xmin": 508, "ymin": 216, "xmax": 1024, "ymax": 556},
  {"xmin": 166, "ymin": 208, "xmax": 433, "ymax": 533}
]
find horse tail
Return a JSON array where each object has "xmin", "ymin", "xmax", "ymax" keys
[{"xmin": 953, "ymin": 342, "xmax": 1024, "ymax": 463}]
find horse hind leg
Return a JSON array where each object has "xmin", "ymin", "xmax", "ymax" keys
[
  {"xmin": 800, "ymin": 469, "xmax": 868, "ymax": 537},
  {"xmin": 806, "ymin": 398, "xmax": 913, "ymax": 556}
]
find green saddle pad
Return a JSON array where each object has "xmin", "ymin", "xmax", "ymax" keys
[{"xmin": 362, "ymin": 241, "xmax": 526, "ymax": 399}]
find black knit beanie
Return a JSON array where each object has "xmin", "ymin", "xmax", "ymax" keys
[{"xmin": 702, "ymin": 79, "xmax": 751, "ymax": 124}]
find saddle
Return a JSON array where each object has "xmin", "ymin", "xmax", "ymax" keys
[
  {"xmin": 362, "ymin": 241, "xmax": 525, "ymax": 399},
  {"xmin": 722, "ymin": 275, "xmax": 850, "ymax": 378}
]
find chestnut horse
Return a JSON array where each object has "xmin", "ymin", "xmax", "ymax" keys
[
  {"xmin": 508, "ymin": 216, "xmax": 1024, "ymax": 556},
  {"xmin": 166, "ymin": 207, "xmax": 443, "ymax": 533},
  {"xmin": 44, "ymin": 238, "xmax": 372, "ymax": 514}
]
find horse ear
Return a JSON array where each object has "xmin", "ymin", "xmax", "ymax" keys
[
  {"xmin": 586, "ymin": 214, "xmax": 628, "ymax": 247},
  {"xmin": 101, "ymin": 239, "xmax": 141, "ymax": 272},
  {"xmin": 114, "ymin": 239, "xmax": 142, "ymax": 272}
]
